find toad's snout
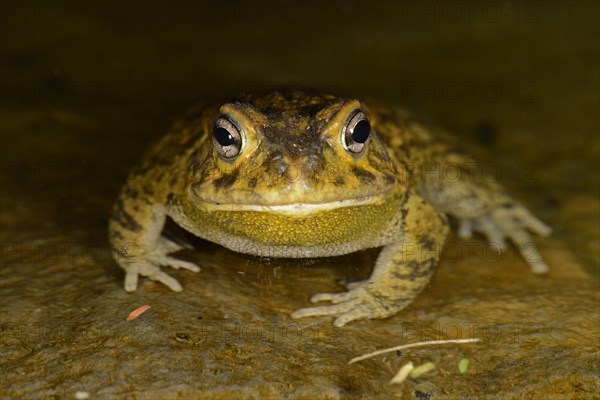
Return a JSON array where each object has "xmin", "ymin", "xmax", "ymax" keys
[{"xmin": 269, "ymin": 155, "xmax": 323, "ymax": 184}]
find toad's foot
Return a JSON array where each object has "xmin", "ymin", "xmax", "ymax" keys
[
  {"xmin": 457, "ymin": 203, "xmax": 552, "ymax": 274},
  {"xmin": 290, "ymin": 193, "xmax": 448, "ymax": 327},
  {"xmin": 291, "ymin": 287, "xmax": 402, "ymax": 328},
  {"xmin": 116, "ymin": 237, "xmax": 201, "ymax": 292}
]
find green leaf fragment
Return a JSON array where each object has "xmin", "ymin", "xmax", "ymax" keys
[{"xmin": 458, "ymin": 358, "xmax": 469, "ymax": 373}]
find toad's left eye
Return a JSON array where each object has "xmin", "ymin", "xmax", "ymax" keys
[
  {"xmin": 213, "ymin": 116, "xmax": 243, "ymax": 159},
  {"xmin": 343, "ymin": 111, "xmax": 371, "ymax": 154}
]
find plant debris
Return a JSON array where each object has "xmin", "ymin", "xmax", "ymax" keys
[
  {"xmin": 390, "ymin": 362, "xmax": 414, "ymax": 384},
  {"xmin": 126, "ymin": 304, "xmax": 151, "ymax": 321},
  {"xmin": 458, "ymin": 358, "xmax": 469, "ymax": 373},
  {"xmin": 389, "ymin": 361, "xmax": 437, "ymax": 384},
  {"xmin": 348, "ymin": 338, "xmax": 481, "ymax": 365}
]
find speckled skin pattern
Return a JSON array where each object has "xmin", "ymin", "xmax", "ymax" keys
[{"xmin": 109, "ymin": 91, "xmax": 551, "ymax": 327}]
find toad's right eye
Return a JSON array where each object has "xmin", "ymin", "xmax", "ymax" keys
[
  {"xmin": 212, "ymin": 117, "xmax": 243, "ymax": 159},
  {"xmin": 342, "ymin": 110, "xmax": 371, "ymax": 155}
]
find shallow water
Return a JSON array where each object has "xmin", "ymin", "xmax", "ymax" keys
[{"xmin": 1, "ymin": 1, "xmax": 599, "ymax": 399}]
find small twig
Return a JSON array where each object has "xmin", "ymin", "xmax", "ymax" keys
[{"xmin": 348, "ymin": 338, "xmax": 481, "ymax": 365}]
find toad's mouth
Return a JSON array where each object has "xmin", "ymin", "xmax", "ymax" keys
[{"xmin": 192, "ymin": 188, "xmax": 396, "ymax": 216}]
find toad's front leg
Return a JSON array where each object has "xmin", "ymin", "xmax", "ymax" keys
[
  {"xmin": 291, "ymin": 195, "xmax": 449, "ymax": 327},
  {"xmin": 109, "ymin": 189, "xmax": 200, "ymax": 292}
]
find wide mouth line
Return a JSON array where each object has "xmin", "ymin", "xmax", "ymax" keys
[{"xmin": 197, "ymin": 193, "xmax": 388, "ymax": 212}]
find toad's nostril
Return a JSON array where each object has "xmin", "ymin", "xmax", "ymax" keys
[
  {"xmin": 287, "ymin": 162, "xmax": 303, "ymax": 183},
  {"xmin": 282, "ymin": 156, "xmax": 304, "ymax": 183}
]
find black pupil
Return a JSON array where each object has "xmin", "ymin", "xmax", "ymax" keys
[
  {"xmin": 351, "ymin": 119, "xmax": 371, "ymax": 143},
  {"xmin": 214, "ymin": 127, "xmax": 235, "ymax": 146}
]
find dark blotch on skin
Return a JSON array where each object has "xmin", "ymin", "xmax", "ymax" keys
[
  {"xmin": 247, "ymin": 177, "xmax": 258, "ymax": 188},
  {"xmin": 399, "ymin": 195, "xmax": 410, "ymax": 220},
  {"xmin": 351, "ymin": 166, "xmax": 375, "ymax": 183},
  {"xmin": 119, "ymin": 212, "xmax": 142, "ymax": 231},
  {"xmin": 392, "ymin": 259, "xmax": 436, "ymax": 279},
  {"xmin": 111, "ymin": 199, "xmax": 142, "ymax": 232},
  {"xmin": 213, "ymin": 170, "xmax": 239, "ymax": 188},
  {"xmin": 109, "ymin": 230, "xmax": 125, "ymax": 241},
  {"xmin": 384, "ymin": 174, "xmax": 396, "ymax": 185},
  {"xmin": 420, "ymin": 236, "xmax": 436, "ymax": 251}
]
